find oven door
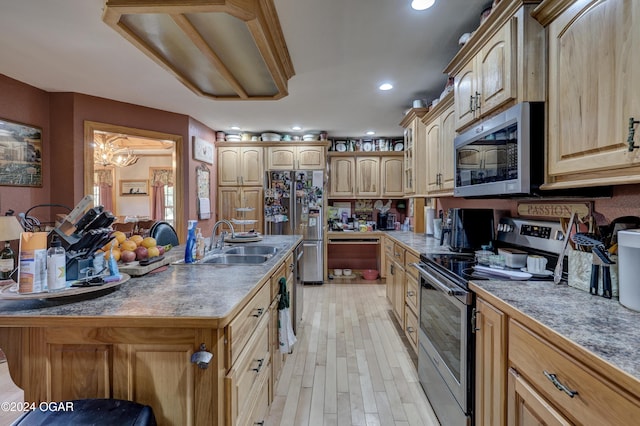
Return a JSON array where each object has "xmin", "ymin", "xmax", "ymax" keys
[{"xmin": 414, "ymin": 262, "xmax": 473, "ymax": 424}]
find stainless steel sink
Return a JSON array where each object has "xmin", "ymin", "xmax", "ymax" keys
[
  {"xmin": 224, "ymin": 245, "xmax": 278, "ymax": 255},
  {"xmin": 199, "ymin": 254, "xmax": 270, "ymax": 265}
]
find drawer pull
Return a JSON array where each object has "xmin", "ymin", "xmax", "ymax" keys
[
  {"xmin": 255, "ymin": 422, "xmax": 265, "ymax": 426},
  {"xmin": 252, "ymin": 358, "xmax": 265, "ymax": 373},
  {"xmin": 407, "ymin": 290, "xmax": 415, "ymax": 297},
  {"xmin": 252, "ymin": 308, "xmax": 264, "ymax": 318},
  {"xmin": 544, "ymin": 371, "xmax": 578, "ymax": 398},
  {"xmin": 407, "ymin": 326, "xmax": 415, "ymax": 333}
]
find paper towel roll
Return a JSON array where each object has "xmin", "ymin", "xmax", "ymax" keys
[{"xmin": 425, "ymin": 207, "xmax": 435, "ymax": 235}]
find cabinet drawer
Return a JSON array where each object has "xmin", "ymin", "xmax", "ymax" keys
[
  {"xmin": 405, "ymin": 251, "xmax": 419, "ymax": 280},
  {"xmin": 383, "ymin": 237, "xmax": 394, "ymax": 255},
  {"xmin": 404, "ymin": 307, "xmax": 418, "ymax": 352},
  {"xmin": 392, "ymin": 243, "xmax": 405, "ymax": 265},
  {"xmin": 405, "ymin": 272, "xmax": 419, "ymax": 314},
  {"xmin": 228, "ymin": 284, "xmax": 270, "ymax": 365},
  {"xmin": 509, "ymin": 320, "xmax": 640, "ymax": 425},
  {"xmin": 227, "ymin": 317, "xmax": 270, "ymax": 425},
  {"xmin": 241, "ymin": 368, "xmax": 270, "ymax": 426}
]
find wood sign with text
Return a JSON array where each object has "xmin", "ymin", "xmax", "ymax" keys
[{"xmin": 517, "ymin": 202, "xmax": 592, "ymax": 220}]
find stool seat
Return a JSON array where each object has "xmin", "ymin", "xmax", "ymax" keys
[{"xmin": 12, "ymin": 398, "xmax": 156, "ymax": 426}]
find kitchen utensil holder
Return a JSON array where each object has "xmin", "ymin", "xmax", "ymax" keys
[{"xmin": 568, "ymin": 249, "xmax": 619, "ymax": 297}]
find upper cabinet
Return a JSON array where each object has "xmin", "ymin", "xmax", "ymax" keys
[
  {"xmin": 266, "ymin": 144, "xmax": 326, "ymax": 170},
  {"xmin": 218, "ymin": 146, "xmax": 264, "ymax": 186},
  {"xmin": 533, "ymin": 0, "xmax": 640, "ymax": 189},
  {"xmin": 399, "ymin": 108, "xmax": 429, "ymax": 196},
  {"xmin": 445, "ymin": 1, "xmax": 545, "ymax": 132},
  {"xmin": 328, "ymin": 152, "xmax": 404, "ymax": 198},
  {"xmin": 423, "ymin": 92, "xmax": 455, "ymax": 195}
]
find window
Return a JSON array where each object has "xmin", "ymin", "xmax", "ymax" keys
[{"xmin": 164, "ymin": 185, "xmax": 174, "ymax": 227}]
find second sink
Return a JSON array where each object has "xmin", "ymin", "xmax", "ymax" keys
[
  {"xmin": 201, "ymin": 254, "xmax": 269, "ymax": 265},
  {"xmin": 224, "ymin": 245, "xmax": 279, "ymax": 256}
]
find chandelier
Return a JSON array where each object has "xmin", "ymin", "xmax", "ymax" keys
[{"xmin": 93, "ymin": 133, "xmax": 139, "ymax": 167}]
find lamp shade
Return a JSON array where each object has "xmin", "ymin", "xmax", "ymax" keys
[{"xmin": 0, "ymin": 216, "xmax": 24, "ymax": 241}]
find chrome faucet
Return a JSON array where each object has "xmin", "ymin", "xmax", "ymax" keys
[{"xmin": 209, "ymin": 220, "xmax": 235, "ymax": 252}]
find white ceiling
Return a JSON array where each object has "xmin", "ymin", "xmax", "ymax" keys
[{"xmin": 0, "ymin": 0, "xmax": 488, "ymax": 138}]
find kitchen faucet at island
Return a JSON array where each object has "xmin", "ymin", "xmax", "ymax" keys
[{"xmin": 209, "ymin": 220, "xmax": 235, "ymax": 252}]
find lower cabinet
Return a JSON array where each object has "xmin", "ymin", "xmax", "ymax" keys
[
  {"xmin": 403, "ymin": 251, "xmax": 420, "ymax": 354},
  {"xmin": 476, "ymin": 296, "xmax": 640, "ymax": 426}
]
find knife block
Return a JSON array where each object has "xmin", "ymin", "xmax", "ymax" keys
[{"xmin": 568, "ymin": 248, "xmax": 619, "ymax": 297}]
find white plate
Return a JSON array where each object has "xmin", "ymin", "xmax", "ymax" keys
[
  {"xmin": 363, "ymin": 142, "xmax": 373, "ymax": 151},
  {"xmin": 335, "ymin": 142, "xmax": 347, "ymax": 152},
  {"xmin": 473, "ymin": 265, "xmax": 532, "ymax": 280},
  {"xmin": 520, "ymin": 268, "xmax": 553, "ymax": 277},
  {"xmin": 394, "ymin": 143, "xmax": 404, "ymax": 151}
]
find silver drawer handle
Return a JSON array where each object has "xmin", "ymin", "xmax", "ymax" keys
[
  {"xmin": 407, "ymin": 290, "xmax": 415, "ymax": 297},
  {"xmin": 407, "ymin": 327, "xmax": 415, "ymax": 333},
  {"xmin": 252, "ymin": 308, "xmax": 264, "ymax": 318},
  {"xmin": 543, "ymin": 371, "xmax": 578, "ymax": 398}
]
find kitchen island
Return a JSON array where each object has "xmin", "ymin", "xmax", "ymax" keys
[{"xmin": 0, "ymin": 235, "xmax": 302, "ymax": 426}]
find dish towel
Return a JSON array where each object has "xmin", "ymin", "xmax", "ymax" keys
[{"xmin": 278, "ymin": 277, "xmax": 297, "ymax": 353}]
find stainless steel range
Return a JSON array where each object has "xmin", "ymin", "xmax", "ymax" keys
[{"xmin": 413, "ymin": 217, "xmax": 566, "ymax": 425}]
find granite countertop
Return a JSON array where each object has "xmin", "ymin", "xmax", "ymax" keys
[
  {"xmin": 0, "ymin": 235, "xmax": 302, "ymax": 323},
  {"xmin": 470, "ymin": 279, "xmax": 640, "ymax": 381},
  {"xmin": 383, "ymin": 231, "xmax": 453, "ymax": 255}
]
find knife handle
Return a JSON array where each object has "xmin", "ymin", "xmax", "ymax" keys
[
  {"xmin": 602, "ymin": 267, "xmax": 612, "ymax": 299},
  {"xmin": 139, "ymin": 256, "xmax": 165, "ymax": 267},
  {"xmin": 589, "ymin": 265, "xmax": 599, "ymax": 295}
]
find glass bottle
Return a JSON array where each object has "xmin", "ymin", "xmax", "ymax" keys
[{"xmin": 0, "ymin": 241, "xmax": 15, "ymax": 280}]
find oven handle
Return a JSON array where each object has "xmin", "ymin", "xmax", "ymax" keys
[{"xmin": 411, "ymin": 262, "xmax": 465, "ymax": 297}]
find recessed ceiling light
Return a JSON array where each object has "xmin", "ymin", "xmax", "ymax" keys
[
  {"xmin": 230, "ymin": 126, "xmax": 240, "ymax": 130},
  {"xmin": 411, "ymin": 0, "xmax": 435, "ymax": 11},
  {"xmin": 366, "ymin": 131, "xmax": 376, "ymax": 135},
  {"xmin": 292, "ymin": 126, "xmax": 302, "ymax": 131},
  {"xmin": 379, "ymin": 83, "xmax": 393, "ymax": 91}
]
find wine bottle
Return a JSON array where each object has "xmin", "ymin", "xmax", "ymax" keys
[{"xmin": 0, "ymin": 241, "xmax": 15, "ymax": 280}]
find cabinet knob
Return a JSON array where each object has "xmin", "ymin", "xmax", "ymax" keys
[{"xmin": 627, "ymin": 117, "xmax": 640, "ymax": 151}]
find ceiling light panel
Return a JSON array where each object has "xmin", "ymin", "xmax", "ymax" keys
[{"xmin": 103, "ymin": 0, "xmax": 295, "ymax": 100}]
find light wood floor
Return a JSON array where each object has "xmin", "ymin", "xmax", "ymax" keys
[
  {"xmin": 266, "ymin": 282, "xmax": 439, "ymax": 426},
  {"xmin": 0, "ymin": 282, "xmax": 439, "ymax": 426}
]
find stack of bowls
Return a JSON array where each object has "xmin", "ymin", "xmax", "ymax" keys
[
  {"xmin": 226, "ymin": 134, "xmax": 241, "ymax": 142},
  {"xmin": 261, "ymin": 132, "xmax": 281, "ymax": 141},
  {"xmin": 302, "ymin": 134, "xmax": 318, "ymax": 141}
]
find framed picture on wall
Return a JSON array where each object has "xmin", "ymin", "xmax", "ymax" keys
[
  {"xmin": 0, "ymin": 118, "xmax": 43, "ymax": 187},
  {"xmin": 120, "ymin": 179, "xmax": 148, "ymax": 195},
  {"xmin": 193, "ymin": 136, "xmax": 214, "ymax": 164}
]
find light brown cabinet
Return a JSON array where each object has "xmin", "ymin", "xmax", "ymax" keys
[
  {"xmin": 399, "ymin": 108, "xmax": 429, "ymax": 196},
  {"xmin": 403, "ymin": 251, "xmax": 420, "ymax": 353},
  {"xmin": 328, "ymin": 152, "xmax": 404, "ymax": 198},
  {"xmin": 217, "ymin": 187, "xmax": 263, "ymax": 234},
  {"xmin": 445, "ymin": 1, "xmax": 545, "ymax": 132},
  {"xmin": 218, "ymin": 146, "xmax": 264, "ymax": 186},
  {"xmin": 533, "ymin": 0, "xmax": 640, "ymax": 189},
  {"xmin": 266, "ymin": 145, "xmax": 326, "ymax": 170},
  {"xmin": 474, "ymin": 294, "xmax": 640, "ymax": 426},
  {"xmin": 475, "ymin": 298, "xmax": 507, "ymax": 426},
  {"xmin": 424, "ymin": 93, "xmax": 455, "ymax": 195}
]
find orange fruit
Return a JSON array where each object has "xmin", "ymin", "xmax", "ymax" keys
[
  {"xmin": 120, "ymin": 240, "xmax": 137, "ymax": 251},
  {"xmin": 104, "ymin": 247, "xmax": 121, "ymax": 262},
  {"xmin": 130, "ymin": 235, "xmax": 144, "ymax": 246},
  {"xmin": 141, "ymin": 237, "xmax": 157, "ymax": 248},
  {"xmin": 112, "ymin": 231, "xmax": 127, "ymax": 244},
  {"xmin": 102, "ymin": 238, "xmax": 117, "ymax": 251},
  {"xmin": 147, "ymin": 246, "xmax": 160, "ymax": 258}
]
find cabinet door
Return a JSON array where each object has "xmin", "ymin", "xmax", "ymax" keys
[
  {"xmin": 297, "ymin": 146, "xmax": 325, "ymax": 170},
  {"xmin": 356, "ymin": 157, "xmax": 380, "ymax": 197},
  {"xmin": 547, "ymin": 0, "xmax": 640, "ymax": 180},
  {"xmin": 478, "ymin": 19, "xmax": 516, "ymax": 116},
  {"xmin": 218, "ymin": 147, "xmax": 241, "ymax": 186},
  {"xmin": 240, "ymin": 147, "xmax": 263, "ymax": 186},
  {"xmin": 426, "ymin": 119, "xmax": 441, "ymax": 193},
  {"xmin": 404, "ymin": 126, "xmax": 415, "ymax": 194},
  {"xmin": 380, "ymin": 157, "xmax": 403, "ymax": 197},
  {"xmin": 329, "ymin": 157, "xmax": 356, "ymax": 197},
  {"xmin": 218, "ymin": 187, "xmax": 239, "ymax": 223},
  {"xmin": 267, "ymin": 146, "xmax": 296, "ymax": 170},
  {"xmin": 239, "ymin": 187, "xmax": 263, "ymax": 235},
  {"xmin": 393, "ymin": 260, "xmax": 405, "ymax": 325},
  {"xmin": 507, "ymin": 368, "xmax": 571, "ymax": 426},
  {"xmin": 440, "ymin": 105, "xmax": 456, "ymax": 191},
  {"xmin": 454, "ymin": 59, "xmax": 478, "ymax": 131},
  {"xmin": 475, "ymin": 299, "xmax": 507, "ymax": 426}
]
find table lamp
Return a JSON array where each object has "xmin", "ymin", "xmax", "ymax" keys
[{"xmin": 0, "ymin": 216, "xmax": 24, "ymax": 281}]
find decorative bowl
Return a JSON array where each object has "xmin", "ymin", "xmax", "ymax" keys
[
  {"xmin": 361, "ymin": 269, "xmax": 378, "ymax": 280},
  {"xmin": 261, "ymin": 132, "xmax": 281, "ymax": 141},
  {"xmin": 333, "ymin": 268, "xmax": 343, "ymax": 276},
  {"xmin": 343, "ymin": 268, "xmax": 352, "ymax": 276}
]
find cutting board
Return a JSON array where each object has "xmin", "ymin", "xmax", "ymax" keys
[{"xmin": 118, "ymin": 256, "xmax": 172, "ymax": 276}]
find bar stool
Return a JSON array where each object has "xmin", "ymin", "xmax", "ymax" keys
[{"xmin": 12, "ymin": 399, "xmax": 156, "ymax": 426}]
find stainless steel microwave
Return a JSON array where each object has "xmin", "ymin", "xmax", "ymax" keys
[{"xmin": 453, "ymin": 102, "xmax": 544, "ymax": 197}]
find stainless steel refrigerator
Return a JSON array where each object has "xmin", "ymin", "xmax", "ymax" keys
[{"xmin": 265, "ymin": 170, "xmax": 324, "ymax": 283}]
